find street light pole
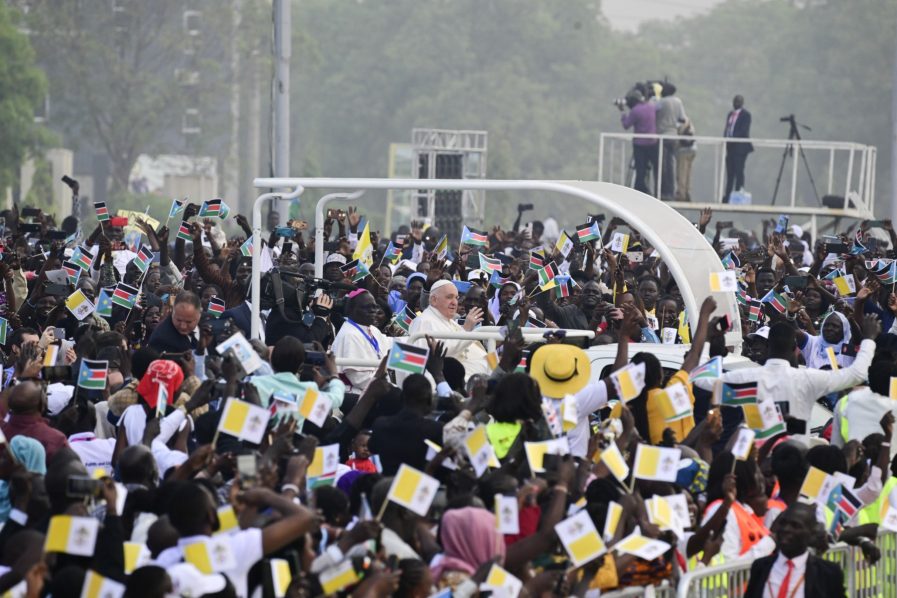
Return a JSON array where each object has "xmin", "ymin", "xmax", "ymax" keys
[{"xmin": 273, "ymin": 0, "xmax": 291, "ymax": 221}]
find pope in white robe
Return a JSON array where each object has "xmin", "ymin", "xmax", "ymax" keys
[{"xmin": 408, "ymin": 279, "xmax": 490, "ymax": 380}]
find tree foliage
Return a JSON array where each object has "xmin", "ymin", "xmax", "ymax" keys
[
  {"xmin": 291, "ymin": 0, "xmax": 897, "ymax": 225},
  {"xmin": 0, "ymin": 3, "xmax": 50, "ymax": 192}
]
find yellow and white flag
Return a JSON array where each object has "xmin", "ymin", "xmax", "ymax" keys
[
  {"xmin": 298, "ymin": 387, "xmax": 331, "ymax": 428},
  {"xmin": 123, "ymin": 542, "xmax": 151, "ymax": 574},
  {"xmin": 480, "ymin": 563, "xmax": 523, "ymax": 598},
  {"xmin": 353, "ymin": 221, "xmax": 373, "ymax": 267},
  {"xmin": 495, "ymin": 494, "xmax": 520, "ymax": 535},
  {"xmin": 524, "ymin": 437, "xmax": 570, "ymax": 474},
  {"xmin": 800, "ymin": 466, "xmax": 837, "ymax": 504},
  {"xmin": 45, "ymin": 515, "xmax": 99, "ymax": 557},
  {"xmin": 81, "ymin": 570, "xmax": 125, "ymax": 598},
  {"xmin": 659, "ymin": 382, "xmax": 693, "ymax": 422},
  {"xmin": 730, "ymin": 427, "xmax": 756, "ymax": 461},
  {"xmin": 599, "ymin": 442, "xmax": 630, "ymax": 484},
  {"xmin": 709, "ymin": 271, "xmax": 738, "ymax": 293},
  {"xmin": 386, "ymin": 464, "xmax": 440, "ymax": 517},
  {"xmin": 218, "ymin": 398, "xmax": 271, "ymax": 445},
  {"xmin": 610, "ymin": 362, "xmax": 646, "ymax": 402},
  {"xmin": 646, "ymin": 496, "xmax": 675, "ymax": 531},
  {"xmin": 320, "ymin": 558, "xmax": 359, "ymax": 594},
  {"xmin": 833, "ymin": 273, "xmax": 856, "ymax": 296},
  {"xmin": 603, "ymin": 501, "xmax": 623, "ymax": 543},
  {"xmin": 182, "ymin": 536, "xmax": 237, "ymax": 574},
  {"xmin": 610, "ymin": 232, "xmax": 629, "ymax": 254},
  {"xmin": 216, "ymin": 505, "xmax": 239, "ymax": 535},
  {"xmin": 270, "ymin": 558, "xmax": 292, "ymax": 598},
  {"xmin": 890, "ymin": 377, "xmax": 897, "ymax": 399},
  {"xmin": 554, "ymin": 510, "xmax": 606, "ymax": 567},
  {"xmin": 555, "ymin": 231, "xmax": 574, "ymax": 258},
  {"xmin": 613, "ymin": 531, "xmax": 671, "ymax": 561},
  {"xmin": 65, "ymin": 289, "xmax": 96, "ymax": 321},
  {"xmin": 307, "ymin": 444, "xmax": 340, "ymax": 479},
  {"xmin": 633, "ymin": 444, "xmax": 681, "ymax": 482},
  {"xmin": 464, "ymin": 425, "xmax": 496, "ymax": 478}
]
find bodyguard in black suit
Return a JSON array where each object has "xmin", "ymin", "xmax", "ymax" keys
[
  {"xmin": 743, "ymin": 503, "xmax": 846, "ymax": 598},
  {"xmin": 723, "ymin": 94, "xmax": 754, "ymax": 203}
]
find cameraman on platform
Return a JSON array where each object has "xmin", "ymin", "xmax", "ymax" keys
[{"xmin": 618, "ymin": 89, "xmax": 658, "ymax": 196}]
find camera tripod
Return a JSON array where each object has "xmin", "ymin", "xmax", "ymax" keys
[{"xmin": 771, "ymin": 114, "xmax": 821, "ymax": 206}]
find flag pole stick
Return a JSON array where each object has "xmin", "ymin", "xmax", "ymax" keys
[{"xmin": 375, "ymin": 497, "xmax": 390, "ymax": 522}]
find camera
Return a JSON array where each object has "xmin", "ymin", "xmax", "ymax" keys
[
  {"xmin": 612, "ymin": 97, "xmax": 628, "ymax": 110},
  {"xmin": 66, "ymin": 475, "xmax": 102, "ymax": 498},
  {"xmin": 517, "ymin": 203, "xmax": 534, "ymax": 212},
  {"xmin": 259, "ymin": 269, "xmax": 351, "ymax": 322}
]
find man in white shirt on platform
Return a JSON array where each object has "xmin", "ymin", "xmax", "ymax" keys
[
  {"xmin": 408, "ymin": 280, "xmax": 489, "ymax": 380},
  {"xmin": 332, "ymin": 289, "xmax": 393, "ymax": 393}
]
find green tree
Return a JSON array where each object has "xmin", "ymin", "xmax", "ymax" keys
[{"xmin": 0, "ymin": 3, "xmax": 50, "ymax": 192}]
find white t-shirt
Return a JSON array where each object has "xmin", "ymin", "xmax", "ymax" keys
[
  {"xmin": 68, "ymin": 432, "xmax": 115, "ymax": 477},
  {"xmin": 155, "ymin": 529, "xmax": 264, "ymax": 598}
]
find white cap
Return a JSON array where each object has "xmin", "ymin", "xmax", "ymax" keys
[
  {"xmin": 748, "ymin": 326, "xmax": 770, "ymax": 340},
  {"xmin": 467, "ymin": 269, "xmax": 487, "ymax": 281},
  {"xmin": 47, "ymin": 383, "xmax": 75, "ymax": 416},
  {"xmin": 430, "ymin": 279, "xmax": 453, "ymax": 294},
  {"xmin": 325, "ymin": 253, "xmax": 347, "ymax": 265}
]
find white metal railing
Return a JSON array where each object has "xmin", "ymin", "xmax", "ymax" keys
[
  {"xmin": 598, "ymin": 132, "xmax": 876, "ymax": 219},
  {"xmin": 333, "ymin": 328, "xmax": 596, "ymax": 367},
  {"xmin": 675, "ymin": 531, "xmax": 897, "ymax": 598}
]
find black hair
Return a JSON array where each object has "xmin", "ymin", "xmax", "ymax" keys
[
  {"xmin": 395, "ymin": 559, "xmax": 430, "ymax": 598},
  {"xmin": 132, "ymin": 347, "xmax": 161, "ymax": 380},
  {"xmin": 771, "ymin": 442, "xmax": 807, "ymax": 492},
  {"xmin": 125, "ymin": 566, "xmax": 171, "ymax": 598},
  {"xmin": 271, "ymin": 336, "xmax": 306, "ymax": 373},
  {"xmin": 314, "ymin": 485, "xmax": 350, "ymax": 526},
  {"xmin": 167, "ymin": 481, "xmax": 213, "ymax": 536},
  {"xmin": 767, "ymin": 322, "xmax": 797, "ymax": 358},
  {"xmin": 8, "ymin": 326, "xmax": 38, "ymax": 348},
  {"xmin": 868, "ymin": 357, "xmax": 897, "ymax": 396},
  {"xmin": 401, "ymin": 374, "xmax": 433, "ymax": 412},
  {"xmin": 442, "ymin": 357, "xmax": 466, "ymax": 393},
  {"xmin": 706, "ymin": 452, "xmax": 762, "ymax": 504},
  {"xmin": 806, "ymin": 444, "xmax": 847, "ymax": 475},
  {"xmin": 487, "ymin": 373, "xmax": 543, "ymax": 423}
]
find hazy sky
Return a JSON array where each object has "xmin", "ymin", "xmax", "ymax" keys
[{"xmin": 602, "ymin": 0, "xmax": 725, "ymax": 30}]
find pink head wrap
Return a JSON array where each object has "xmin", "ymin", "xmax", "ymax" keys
[{"xmin": 431, "ymin": 507, "xmax": 506, "ymax": 579}]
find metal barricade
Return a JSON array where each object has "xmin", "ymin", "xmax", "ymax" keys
[
  {"xmin": 601, "ymin": 581, "xmax": 673, "ymax": 598},
  {"xmin": 673, "ymin": 532, "xmax": 897, "ymax": 598},
  {"xmin": 675, "ymin": 557, "xmax": 754, "ymax": 598}
]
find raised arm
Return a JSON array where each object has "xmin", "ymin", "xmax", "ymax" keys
[{"xmin": 681, "ymin": 297, "xmax": 717, "ymax": 373}]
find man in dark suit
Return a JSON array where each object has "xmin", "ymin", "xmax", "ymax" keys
[
  {"xmin": 148, "ymin": 290, "xmax": 201, "ymax": 353},
  {"xmin": 723, "ymin": 94, "xmax": 753, "ymax": 203},
  {"xmin": 744, "ymin": 503, "xmax": 846, "ymax": 598},
  {"xmin": 368, "ymin": 373, "xmax": 443, "ymax": 475}
]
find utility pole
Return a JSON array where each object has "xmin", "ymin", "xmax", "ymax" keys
[
  {"xmin": 273, "ymin": 0, "xmax": 291, "ymax": 221},
  {"xmin": 892, "ymin": 19, "xmax": 897, "ymax": 223}
]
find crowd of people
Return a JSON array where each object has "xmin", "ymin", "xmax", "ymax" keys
[
  {"xmin": 618, "ymin": 81, "xmax": 752, "ymax": 204},
  {"xmin": 1, "ymin": 188, "xmax": 896, "ymax": 598}
]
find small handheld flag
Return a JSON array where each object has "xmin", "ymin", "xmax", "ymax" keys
[
  {"xmin": 176, "ymin": 221, "xmax": 193, "ymax": 242},
  {"xmin": 240, "ymin": 237, "xmax": 253, "ymax": 257},
  {"xmin": 460, "ymin": 226, "xmax": 488, "ymax": 247},
  {"xmin": 387, "ymin": 342, "xmax": 429, "ymax": 374},
  {"xmin": 95, "ymin": 288, "xmax": 113, "ymax": 318},
  {"xmin": 576, "ymin": 221, "xmax": 601, "ymax": 243},
  {"xmin": 62, "ymin": 260, "xmax": 82, "ymax": 285},
  {"xmin": 207, "ymin": 297, "xmax": 226, "ymax": 318},
  {"xmin": 633, "ymin": 444, "xmax": 681, "ymax": 482},
  {"xmin": 94, "ymin": 202, "xmax": 110, "ymax": 222},
  {"xmin": 169, "ymin": 198, "xmax": 185, "ymax": 219},
  {"xmin": 71, "ymin": 246, "xmax": 95, "ymax": 272},
  {"xmin": 217, "ymin": 397, "xmax": 271, "ymax": 444},
  {"xmin": 478, "ymin": 252, "xmax": 502, "ymax": 273},
  {"xmin": 717, "ymin": 381, "xmax": 759, "ymax": 406},
  {"xmin": 433, "ymin": 234, "xmax": 448, "ymax": 260},
  {"xmin": 199, "ymin": 198, "xmax": 222, "ymax": 217},
  {"xmin": 111, "ymin": 282, "xmax": 139, "ymax": 310},
  {"xmin": 0, "ymin": 317, "xmax": 8, "ymax": 345},
  {"xmin": 78, "ymin": 359, "xmax": 109, "ymax": 390},
  {"xmin": 133, "ymin": 245, "xmax": 154, "ymax": 273},
  {"xmin": 386, "ymin": 464, "xmax": 440, "ymax": 516},
  {"xmin": 689, "ymin": 356, "xmax": 722, "ymax": 381}
]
